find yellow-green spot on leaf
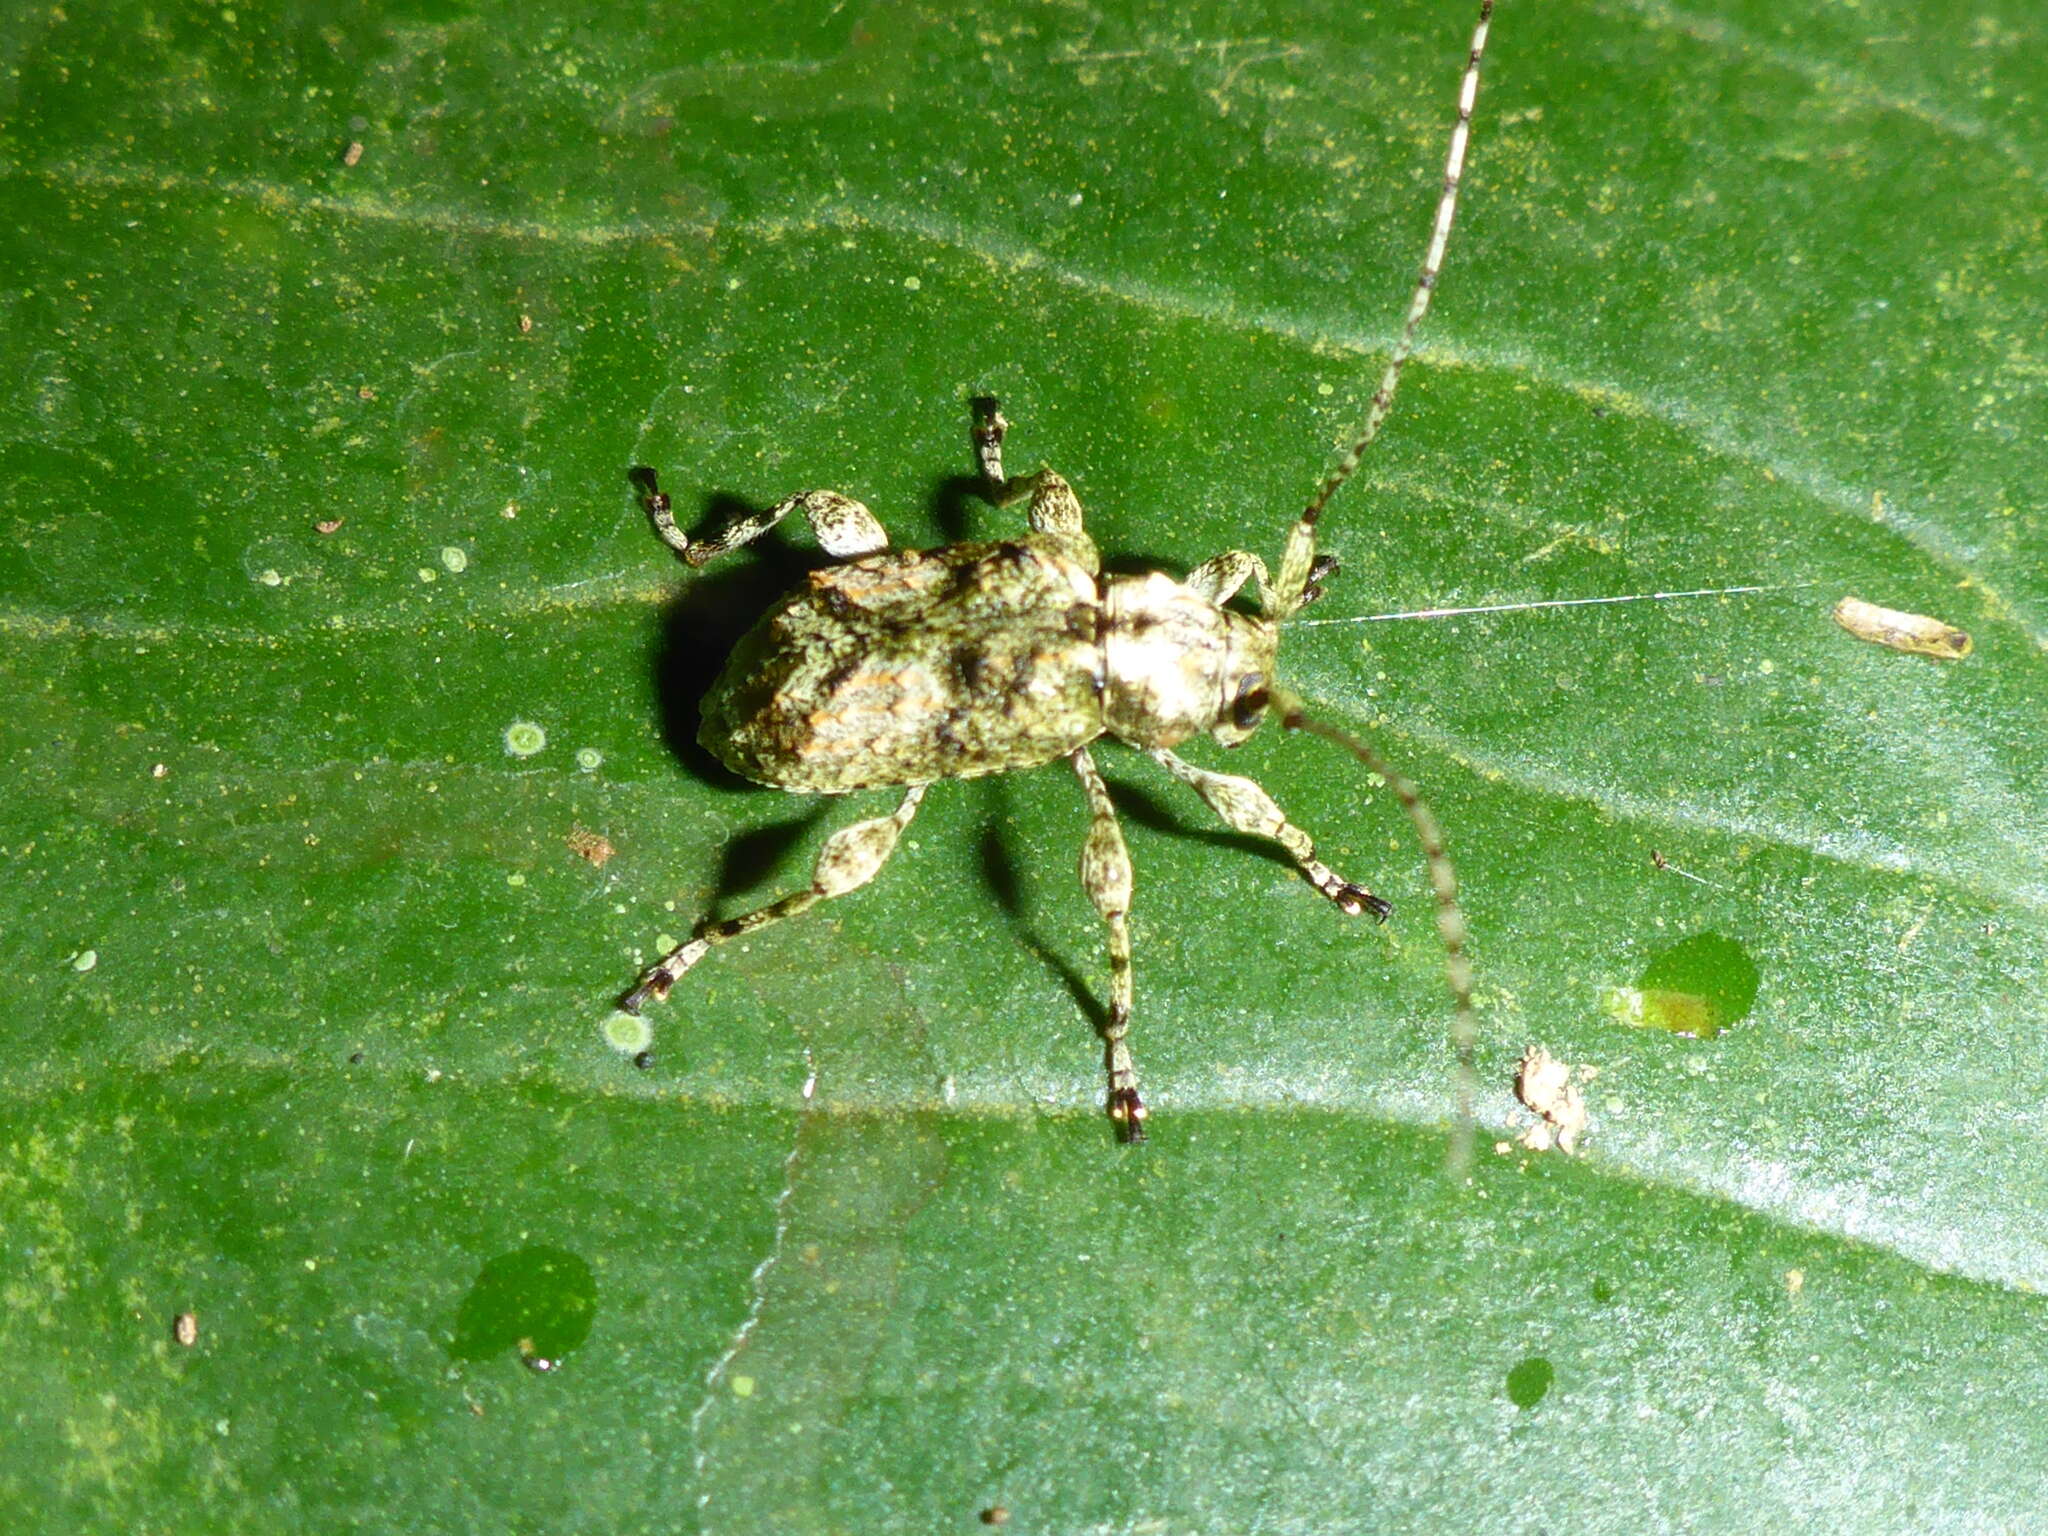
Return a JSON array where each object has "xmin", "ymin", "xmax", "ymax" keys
[
  {"xmin": 575, "ymin": 747, "xmax": 603, "ymax": 771},
  {"xmin": 70, "ymin": 949, "xmax": 98, "ymax": 973},
  {"xmin": 604, "ymin": 1012, "xmax": 653, "ymax": 1054},
  {"xmin": 507, "ymin": 873, "xmax": 526, "ymax": 888},
  {"xmin": 730, "ymin": 1375, "xmax": 755, "ymax": 1398},
  {"xmin": 440, "ymin": 546, "xmax": 468, "ymax": 574},
  {"xmin": 504, "ymin": 720, "xmax": 547, "ymax": 757}
]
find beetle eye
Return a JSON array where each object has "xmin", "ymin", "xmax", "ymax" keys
[{"xmin": 1231, "ymin": 672, "xmax": 1269, "ymax": 733}]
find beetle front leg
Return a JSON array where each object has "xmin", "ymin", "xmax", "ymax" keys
[
  {"xmin": 1148, "ymin": 748, "xmax": 1391, "ymax": 920},
  {"xmin": 621, "ymin": 784, "xmax": 926, "ymax": 1014},
  {"xmin": 1187, "ymin": 550, "xmax": 1341, "ymax": 614},
  {"xmin": 1071, "ymin": 746, "xmax": 1145, "ymax": 1141},
  {"xmin": 638, "ymin": 470, "xmax": 889, "ymax": 566}
]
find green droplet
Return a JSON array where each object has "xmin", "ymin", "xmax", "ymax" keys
[
  {"xmin": 1506, "ymin": 1356, "xmax": 1554, "ymax": 1409},
  {"xmin": 440, "ymin": 545, "xmax": 469, "ymax": 574},
  {"xmin": 575, "ymin": 747, "xmax": 603, "ymax": 771},
  {"xmin": 449, "ymin": 1246, "xmax": 599, "ymax": 1365},
  {"xmin": 503, "ymin": 720, "xmax": 547, "ymax": 757},
  {"xmin": 1610, "ymin": 932, "xmax": 1761, "ymax": 1039}
]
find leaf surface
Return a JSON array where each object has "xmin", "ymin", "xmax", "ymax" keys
[{"xmin": 3, "ymin": 0, "xmax": 2045, "ymax": 1529}]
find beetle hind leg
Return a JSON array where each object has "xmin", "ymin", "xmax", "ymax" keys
[
  {"xmin": 1071, "ymin": 747, "xmax": 1146, "ymax": 1142},
  {"xmin": 620, "ymin": 785, "xmax": 926, "ymax": 1015},
  {"xmin": 637, "ymin": 470, "xmax": 889, "ymax": 566},
  {"xmin": 970, "ymin": 398, "xmax": 1086, "ymax": 537}
]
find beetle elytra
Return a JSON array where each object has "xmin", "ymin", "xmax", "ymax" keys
[{"xmin": 620, "ymin": 1, "xmax": 1496, "ymax": 1141}]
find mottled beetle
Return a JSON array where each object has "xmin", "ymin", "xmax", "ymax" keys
[{"xmin": 621, "ymin": 2, "xmax": 1495, "ymax": 1140}]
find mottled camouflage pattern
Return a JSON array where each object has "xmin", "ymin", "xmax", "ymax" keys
[
  {"xmin": 625, "ymin": 0, "xmax": 1496, "ymax": 1140},
  {"xmin": 700, "ymin": 531, "xmax": 1107, "ymax": 792}
]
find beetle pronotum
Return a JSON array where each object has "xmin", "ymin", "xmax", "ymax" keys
[{"xmin": 621, "ymin": 1, "xmax": 1497, "ymax": 1141}]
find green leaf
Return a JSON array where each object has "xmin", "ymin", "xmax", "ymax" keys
[{"xmin": 4, "ymin": 0, "xmax": 2045, "ymax": 1529}]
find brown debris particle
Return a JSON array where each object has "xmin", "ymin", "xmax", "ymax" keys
[
  {"xmin": 1832, "ymin": 596, "xmax": 1971, "ymax": 660},
  {"xmin": 173, "ymin": 1311, "xmax": 198, "ymax": 1347},
  {"xmin": 341, "ymin": 140, "xmax": 364, "ymax": 167},
  {"xmin": 566, "ymin": 827, "xmax": 615, "ymax": 867},
  {"xmin": 315, "ymin": 518, "xmax": 345, "ymax": 535},
  {"xmin": 518, "ymin": 313, "xmax": 534, "ymax": 334},
  {"xmin": 1515, "ymin": 1045, "xmax": 1590, "ymax": 1155}
]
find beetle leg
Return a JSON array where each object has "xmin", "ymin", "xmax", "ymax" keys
[
  {"xmin": 1188, "ymin": 550, "xmax": 1341, "ymax": 614},
  {"xmin": 1071, "ymin": 747, "xmax": 1145, "ymax": 1142},
  {"xmin": 620, "ymin": 784, "xmax": 926, "ymax": 1015},
  {"xmin": 971, "ymin": 396, "xmax": 1010, "ymax": 485},
  {"xmin": 1148, "ymin": 748, "xmax": 1392, "ymax": 920},
  {"xmin": 642, "ymin": 477, "xmax": 889, "ymax": 567},
  {"xmin": 1187, "ymin": 550, "xmax": 1275, "ymax": 610},
  {"xmin": 970, "ymin": 398, "xmax": 1086, "ymax": 536}
]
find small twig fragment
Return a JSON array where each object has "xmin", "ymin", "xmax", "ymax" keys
[
  {"xmin": 1832, "ymin": 596, "xmax": 1971, "ymax": 660},
  {"xmin": 1649, "ymin": 849, "xmax": 1714, "ymax": 888}
]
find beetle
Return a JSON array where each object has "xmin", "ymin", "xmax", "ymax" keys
[{"xmin": 620, "ymin": 1, "xmax": 1495, "ymax": 1141}]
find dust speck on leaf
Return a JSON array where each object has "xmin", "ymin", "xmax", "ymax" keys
[
  {"xmin": 566, "ymin": 827, "xmax": 614, "ymax": 867},
  {"xmin": 1515, "ymin": 1045, "xmax": 1589, "ymax": 1154}
]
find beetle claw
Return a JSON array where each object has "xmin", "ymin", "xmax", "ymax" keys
[
  {"xmin": 1108, "ymin": 1087, "xmax": 1148, "ymax": 1143},
  {"xmin": 1300, "ymin": 553, "xmax": 1343, "ymax": 608},
  {"xmin": 1333, "ymin": 883, "xmax": 1393, "ymax": 922},
  {"xmin": 618, "ymin": 973, "xmax": 671, "ymax": 1015}
]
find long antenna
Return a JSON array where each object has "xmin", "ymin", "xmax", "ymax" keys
[
  {"xmin": 1290, "ymin": 581, "xmax": 1816, "ymax": 628},
  {"xmin": 1300, "ymin": 0, "xmax": 1494, "ymax": 534},
  {"xmin": 1273, "ymin": 689, "xmax": 1477, "ymax": 1173}
]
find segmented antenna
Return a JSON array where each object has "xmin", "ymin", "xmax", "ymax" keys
[
  {"xmin": 1274, "ymin": 691, "xmax": 1476, "ymax": 1171},
  {"xmin": 1303, "ymin": 0, "xmax": 1493, "ymax": 533}
]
